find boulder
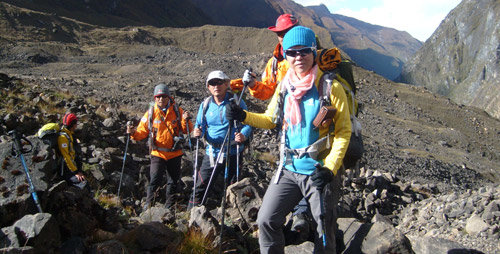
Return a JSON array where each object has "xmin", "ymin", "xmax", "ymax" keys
[
  {"xmin": 11, "ymin": 213, "xmax": 60, "ymax": 252},
  {"xmin": 119, "ymin": 222, "xmax": 180, "ymax": 252},
  {"xmin": 407, "ymin": 235, "xmax": 478, "ymax": 254},
  {"xmin": 362, "ymin": 218, "xmax": 414, "ymax": 254},
  {"xmin": 225, "ymin": 178, "xmax": 266, "ymax": 232},
  {"xmin": 189, "ymin": 205, "xmax": 219, "ymax": 238},
  {"xmin": 465, "ymin": 214, "xmax": 489, "ymax": 236}
]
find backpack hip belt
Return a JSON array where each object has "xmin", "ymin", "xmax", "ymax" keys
[{"xmin": 274, "ymin": 130, "xmax": 333, "ymax": 184}]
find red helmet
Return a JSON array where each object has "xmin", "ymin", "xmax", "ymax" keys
[{"xmin": 63, "ymin": 113, "xmax": 78, "ymax": 127}]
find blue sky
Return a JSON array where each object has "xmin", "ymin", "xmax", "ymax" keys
[{"xmin": 294, "ymin": 0, "xmax": 462, "ymax": 41}]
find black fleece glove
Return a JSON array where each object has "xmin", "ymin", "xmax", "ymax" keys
[
  {"xmin": 311, "ymin": 163, "xmax": 334, "ymax": 190},
  {"xmin": 225, "ymin": 99, "xmax": 246, "ymax": 122}
]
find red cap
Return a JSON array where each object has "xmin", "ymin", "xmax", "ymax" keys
[
  {"xmin": 268, "ymin": 14, "xmax": 298, "ymax": 32},
  {"xmin": 63, "ymin": 113, "xmax": 78, "ymax": 127}
]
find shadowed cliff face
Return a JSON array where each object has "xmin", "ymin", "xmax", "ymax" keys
[{"xmin": 400, "ymin": 0, "xmax": 500, "ymax": 119}]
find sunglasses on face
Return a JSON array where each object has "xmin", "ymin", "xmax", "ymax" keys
[
  {"xmin": 208, "ymin": 79, "xmax": 225, "ymax": 86},
  {"xmin": 155, "ymin": 94, "xmax": 169, "ymax": 99},
  {"xmin": 285, "ymin": 47, "xmax": 314, "ymax": 58}
]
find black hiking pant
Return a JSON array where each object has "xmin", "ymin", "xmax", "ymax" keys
[{"xmin": 147, "ymin": 155, "xmax": 182, "ymax": 208}]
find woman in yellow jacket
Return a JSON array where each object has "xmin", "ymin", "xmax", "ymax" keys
[
  {"xmin": 127, "ymin": 84, "xmax": 193, "ymax": 209},
  {"xmin": 226, "ymin": 26, "xmax": 351, "ymax": 254}
]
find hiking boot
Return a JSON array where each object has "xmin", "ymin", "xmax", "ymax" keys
[{"xmin": 291, "ymin": 213, "xmax": 310, "ymax": 242}]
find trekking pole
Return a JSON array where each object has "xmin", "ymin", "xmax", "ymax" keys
[
  {"xmin": 200, "ymin": 129, "xmax": 230, "ymax": 205},
  {"xmin": 318, "ymin": 186, "xmax": 327, "ymax": 248},
  {"xmin": 315, "ymin": 164, "xmax": 327, "ymax": 249},
  {"xmin": 218, "ymin": 125, "xmax": 232, "ymax": 254},
  {"xmin": 117, "ymin": 121, "xmax": 132, "ymax": 198},
  {"xmin": 8, "ymin": 130, "xmax": 43, "ymax": 213},
  {"xmin": 185, "ymin": 117, "xmax": 193, "ymax": 152},
  {"xmin": 191, "ymin": 136, "xmax": 200, "ymax": 206},
  {"xmin": 232, "ymin": 68, "xmax": 252, "ymax": 182}
]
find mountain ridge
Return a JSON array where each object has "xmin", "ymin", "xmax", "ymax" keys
[
  {"xmin": 2, "ymin": 0, "xmax": 419, "ymax": 81},
  {"xmin": 400, "ymin": 0, "xmax": 500, "ymax": 119}
]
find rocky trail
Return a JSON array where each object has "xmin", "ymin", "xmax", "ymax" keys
[{"xmin": 0, "ymin": 10, "xmax": 499, "ymax": 253}]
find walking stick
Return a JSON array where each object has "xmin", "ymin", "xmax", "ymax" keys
[
  {"xmin": 218, "ymin": 125, "xmax": 232, "ymax": 254},
  {"xmin": 191, "ymin": 137, "xmax": 200, "ymax": 206},
  {"xmin": 185, "ymin": 117, "xmax": 193, "ymax": 151},
  {"xmin": 318, "ymin": 186, "xmax": 327, "ymax": 248},
  {"xmin": 233, "ymin": 68, "xmax": 252, "ymax": 182},
  {"xmin": 314, "ymin": 164, "xmax": 327, "ymax": 248},
  {"xmin": 117, "ymin": 121, "xmax": 132, "ymax": 198},
  {"xmin": 8, "ymin": 130, "xmax": 43, "ymax": 213}
]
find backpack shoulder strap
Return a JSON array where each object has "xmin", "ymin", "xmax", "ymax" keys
[
  {"xmin": 148, "ymin": 105, "xmax": 155, "ymax": 133},
  {"xmin": 201, "ymin": 96, "xmax": 212, "ymax": 127},
  {"xmin": 172, "ymin": 103, "xmax": 183, "ymax": 135}
]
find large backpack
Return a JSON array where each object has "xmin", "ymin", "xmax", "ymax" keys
[
  {"xmin": 36, "ymin": 123, "xmax": 62, "ymax": 159},
  {"xmin": 36, "ymin": 123, "xmax": 72, "ymax": 176}
]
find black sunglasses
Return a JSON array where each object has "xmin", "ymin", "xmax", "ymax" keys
[
  {"xmin": 285, "ymin": 47, "xmax": 314, "ymax": 57},
  {"xmin": 155, "ymin": 94, "xmax": 169, "ymax": 99},
  {"xmin": 208, "ymin": 79, "xmax": 225, "ymax": 86}
]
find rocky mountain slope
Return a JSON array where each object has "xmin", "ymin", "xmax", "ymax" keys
[
  {"xmin": 0, "ymin": 2, "xmax": 499, "ymax": 253},
  {"xmin": 400, "ymin": 0, "xmax": 500, "ymax": 120},
  {"xmin": 2, "ymin": 0, "xmax": 420, "ymax": 81}
]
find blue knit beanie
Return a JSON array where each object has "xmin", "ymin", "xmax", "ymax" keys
[{"xmin": 282, "ymin": 26, "xmax": 317, "ymax": 57}]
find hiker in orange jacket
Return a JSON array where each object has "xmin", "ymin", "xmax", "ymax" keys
[
  {"xmin": 127, "ymin": 83, "xmax": 193, "ymax": 209},
  {"xmin": 230, "ymin": 13, "xmax": 298, "ymax": 100}
]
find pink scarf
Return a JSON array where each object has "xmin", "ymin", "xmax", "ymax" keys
[{"xmin": 283, "ymin": 65, "xmax": 318, "ymax": 128}]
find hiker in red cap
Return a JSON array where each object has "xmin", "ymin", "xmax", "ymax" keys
[
  {"xmin": 230, "ymin": 13, "xmax": 298, "ymax": 100},
  {"xmin": 58, "ymin": 112, "xmax": 87, "ymax": 189}
]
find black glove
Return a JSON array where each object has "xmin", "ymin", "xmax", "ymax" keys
[
  {"xmin": 226, "ymin": 99, "xmax": 246, "ymax": 122},
  {"xmin": 311, "ymin": 163, "xmax": 334, "ymax": 190}
]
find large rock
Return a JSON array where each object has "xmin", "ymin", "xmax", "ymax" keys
[
  {"xmin": 225, "ymin": 178, "xmax": 266, "ymax": 232},
  {"xmin": 188, "ymin": 205, "xmax": 219, "ymax": 238},
  {"xmin": 465, "ymin": 214, "xmax": 489, "ymax": 236},
  {"xmin": 338, "ymin": 217, "xmax": 370, "ymax": 254},
  {"xmin": 118, "ymin": 222, "xmax": 181, "ymax": 252},
  {"xmin": 0, "ymin": 137, "xmax": 52, "ymax": 226},
  {"xmin": 407, "ymin": 235, "xmax": 479, "ymax": 254},
  {"xmin": 362, "ymin": 217, "xmax": 414, "ymax": 254},
  {"xmin": 1, "ymin": 213, "xmax": 60, "ymax": 253}
]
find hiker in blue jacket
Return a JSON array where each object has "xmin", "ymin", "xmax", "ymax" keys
[{"xmin": 188, "ymin": 70, "xmax": 252, "ymax": 208}]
